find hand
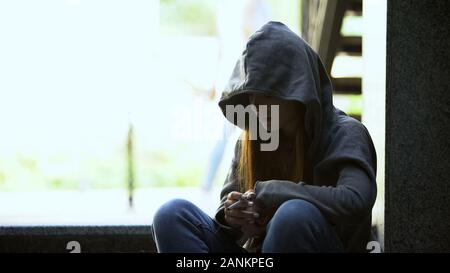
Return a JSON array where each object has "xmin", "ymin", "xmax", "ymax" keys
[
  {"xmin": 224, "ymin": 190, "xmax": 266, "ymax": 238},
  {"xmin": 224, "ymin": 191, "xmax": 256, "ymax": 228},
  {"xmin": 241, "ymin": 219, "xmax": 266, "ymax": 238}
]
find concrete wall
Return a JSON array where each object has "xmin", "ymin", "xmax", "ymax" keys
[{"xmin": 385, "ymin": 0, "xmax": 450, "ymax": 252}]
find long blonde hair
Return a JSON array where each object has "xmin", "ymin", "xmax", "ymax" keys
[{"xmin": 237, "ymin": 122, "xmax": 306, "ymax": 192}]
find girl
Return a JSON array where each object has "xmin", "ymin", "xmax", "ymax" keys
[{"xmin": 152, "ymin": 21, "xmax": 377, "ymax": 253}]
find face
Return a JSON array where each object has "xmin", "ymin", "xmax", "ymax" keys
[{"xmin": 249, "ymin": 94, "xmax": 303, "ymax": 134}]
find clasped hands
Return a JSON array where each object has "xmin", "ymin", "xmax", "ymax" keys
[{"xmin": 224, "ymin": 189, "xmax": 268, "ymax": 238}]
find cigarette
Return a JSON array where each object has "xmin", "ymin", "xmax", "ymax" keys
[{"xmin": 227, "ymin": 199, "xmax": 243, "ymax": 209}]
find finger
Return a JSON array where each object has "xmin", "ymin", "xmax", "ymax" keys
[
  {"xmin": 225, "ymin": 207, "xmax": 254, "ymax": 219},
  {"xmin": 225, "ymin": 207, "xmax": 260, "ymax": 220},
  {"xmin": 224, "ymin": 214, "xmax": 247, "ymax": 228},
  {"xmin": 225, "ymin": 199, "xmax": 243, "ymax": 210},
  {"xmin": 225, "ymin": 208, "xmax": 252, "ymax": 219},
  {"xmin": 224, "ymin": 199, "xmax": 252, "ymax": 210},
  {"xmin": 227, "ymin": 191, "xmax": 242, "ymax": 201},
  {"xmin": 225, "ymin": 208, "xmax": 257, "ymax": 219},
  {"xmin": 243, "ymin": 190, "xmax": 256, "ymax": 201}
]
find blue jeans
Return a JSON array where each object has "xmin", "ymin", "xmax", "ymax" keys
[{"xmin": 152, "ymin": 198, "xmax": 344, "ymax": 253}]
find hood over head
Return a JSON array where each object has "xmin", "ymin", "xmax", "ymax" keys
[{"xmin": 218, "ymin": 21, "xmax": 337, "ymax": 160}]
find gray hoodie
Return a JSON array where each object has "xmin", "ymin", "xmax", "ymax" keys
[{"xmin": 214, "ymin": 21, "xmax": 377, "ymax": 252}]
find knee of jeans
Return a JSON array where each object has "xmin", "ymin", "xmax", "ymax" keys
[
  {"xmin": 270, "ymin": 199, "xmax": 323, "ymax": 229},
  {"xmin": 152, "ymin": 198, "xmax": 194, "ymax": 229}
]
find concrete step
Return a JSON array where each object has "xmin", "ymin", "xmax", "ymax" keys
[{"xmin": 0, "ymin": 225, "xmax": 156, "ymax": 253}]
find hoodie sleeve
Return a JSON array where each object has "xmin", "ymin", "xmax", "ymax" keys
[
  {"xmin": 213, "ymin": 139, "xmax": 245, "ymax": 242},
  {"xmin": 253, "ymin": 122, "xmax": 378, "ymax": 226},
  {"xmin": 254, "ymin": 164, "xmax": 376, "ymax": 225}
]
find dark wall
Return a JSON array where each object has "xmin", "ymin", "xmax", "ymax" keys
[
  {"xmin": 0, "ymin": 226, "xmax": 156, "ymax": 253},
  {"xmin": 385, "ymin": 0, "xmax": 450, "ymax": 252}
]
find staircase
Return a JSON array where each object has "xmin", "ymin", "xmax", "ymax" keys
[{"xmin": 302, "ymin": 0, "xmax": 363, "ymax": 120}]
